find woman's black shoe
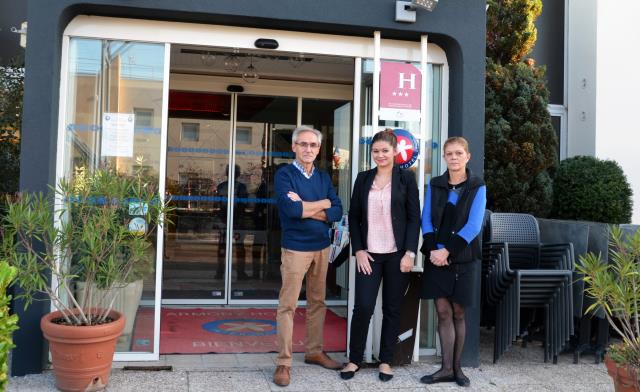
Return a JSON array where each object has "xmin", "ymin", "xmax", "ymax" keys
[
  {"xmin": 378, "ymin": 372, "xmax": 393, "ymax": 382},
  {"xmin": 339, "ymin": 364, "xmax": 360, "ymax": 380},
  {"xmin": 454, "ymin": 370, "xmax": 470, "ymax": 387},
  {"xmin": 420, "ymin": 372, "xmax": 455, "ymax": 384}
]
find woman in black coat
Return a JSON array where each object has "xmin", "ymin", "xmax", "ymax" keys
[
  {"xmin": 419, "ymin": 137, "xmax": 486, "ymax": 387},
  {"xmin": 340, "ymin": 129, "xmax": 420, "ymax": 382}
]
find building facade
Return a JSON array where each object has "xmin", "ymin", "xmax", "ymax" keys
[
  {"xmin": 532, "ymin": 0, "xmax": 639, "ymax": 224},
  {"xmin": 14, "ymin": 0, "xmax": 487, "ymax": 375}
]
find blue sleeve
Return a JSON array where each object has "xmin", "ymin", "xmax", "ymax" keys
[
  {"xmin": 421, "ymin": 183, "xmax": 434, "ymax": 234},
  {"xmin": 274, "ymin": 167, "xmax": 303, "ymax": 219},
  {"xmin": 457, "ymin": 185, "xmax": 487, "ymax": 243},
  {"xmin": 324, "ymin": 172, "xmax": 343, "ymax": 222}
]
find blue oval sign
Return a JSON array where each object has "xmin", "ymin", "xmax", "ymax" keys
[{"xmin": 393, "ymin": 129, "xmax": 420, "ymax": 169}]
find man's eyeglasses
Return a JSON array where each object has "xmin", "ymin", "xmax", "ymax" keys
[{"xmin": 295, "ymin": 142, "xmax": 320, "ymax": 149}]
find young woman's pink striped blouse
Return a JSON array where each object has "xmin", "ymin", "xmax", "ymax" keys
[{"xmin": 366, "ymin": 181, "xmax": 397, "ymax": 254}]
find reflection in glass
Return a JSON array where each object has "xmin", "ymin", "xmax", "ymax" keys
[
  {"xmin": 163, "ymin": 92, "xmax": 232, "ymax": 300},
  {"xmin": 232, "ymin": 95, "xmax": 298, "ymax": 300},
  {"xmin": 64, "ymin": 38, "xmax": 166, "ymax": 353},
  {"xmin": 359, "ymin": 58, "xmax": 443, "ymax": 350},
  {"xmin": 302, "ymin": 98, "xmax": 352, "ymax": 301}
]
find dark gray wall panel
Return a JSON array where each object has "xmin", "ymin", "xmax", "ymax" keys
[
  {"xmin": 0, "ymin": 0, "xmax": 27, "ymax": 64},
  {"xmin": 532, "ymin": 0, "xmax": 565, "ymax": 105}
]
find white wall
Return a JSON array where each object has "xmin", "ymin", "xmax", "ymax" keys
[
  {"xmin": 595, "ymin": 0, "xmax": 640, "ymax": 224},
  {"xmin": 566, "ymin": 0, "xmax": 597, "ymax": 158}
]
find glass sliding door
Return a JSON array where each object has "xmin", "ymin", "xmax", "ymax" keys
[
  {"xmin": 301, "ymin": 98, "xmax": 352, "ymax": 301},
  {"xmin": 162, "ymin": 91, "xmax": 353, "ymax": 304},
  {"xmin": 163, "ymin": 92, "xmax": 232, "ymax": 301},
  {"xmin": 229, "ymin": 95, "xmax": 298, "ymax": 301},
  {"xmin": 357, "ymin": 58, "xmax": 445, "ymax": 353},
  {"xmin": 62, "ymin": 37, "xmax": 168, "ymax": 357}
]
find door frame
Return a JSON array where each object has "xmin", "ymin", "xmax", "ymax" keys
[{"xmin": 163, "ymin": 74, "xmax": 353, "ymax": 306}]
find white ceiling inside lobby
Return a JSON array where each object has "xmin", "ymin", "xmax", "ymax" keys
[{"xmin": 170, "ymin": 45, "xmax": 355, "ymax": 84}]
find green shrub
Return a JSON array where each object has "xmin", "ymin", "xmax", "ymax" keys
[
  {"xmin": 0, "ymin": 261, "xmax": 18, "ymax": 392},
  {"xmin": 487, "ymin": 0, "xmax": 542, "ymax": 65},
  {"xmin": 552, "ymin": 156, "xmax": 632, "ymax": 223},
  {"xmin": 485, "ymin": 59, "xmax": 557, "ymax": 217}
]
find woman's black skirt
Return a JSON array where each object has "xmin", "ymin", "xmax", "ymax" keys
[{"xmin": 420, "ymin": 260, "xmax": 480, "ymax": 307}]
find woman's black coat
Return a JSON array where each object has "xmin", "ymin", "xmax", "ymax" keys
[{"xmin": 349, "ymin": 165, "xmax": 421, "ymax": 255}]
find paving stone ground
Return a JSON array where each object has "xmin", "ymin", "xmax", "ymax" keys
[{"xmin": 8, "ymin": 329, "xmax": 613, "ymax": 391}]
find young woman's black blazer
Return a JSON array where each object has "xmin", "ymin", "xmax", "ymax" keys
[{"xmin": 349, "ymin": 165, "xmax": 421, "ymax": 256}]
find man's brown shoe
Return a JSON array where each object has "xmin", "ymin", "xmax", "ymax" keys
[
  {"xmin": 273, "ymin": 365, "xmax": 290, "ymax": 386},
  {"xmin": 304, "ymin": 352, "xmax": 342, "ymax": 370}
]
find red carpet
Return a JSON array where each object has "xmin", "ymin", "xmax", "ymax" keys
[{"xmin": 131, "ymin": 307, "xmax": 347, "ymax": 354}]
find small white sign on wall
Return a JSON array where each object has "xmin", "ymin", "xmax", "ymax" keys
[{"xmin": 101, "ymin": 113, "xmax": 135, "ymax": 157}]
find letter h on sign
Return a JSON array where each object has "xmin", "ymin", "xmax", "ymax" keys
[{"xmin": 398, "ymin": 73, "xmax": 416, "ymax": 90}]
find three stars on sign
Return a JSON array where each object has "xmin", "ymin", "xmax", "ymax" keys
[{"xmin": 392, "ymin": 91, "xmax": 410, "ymax": 97}]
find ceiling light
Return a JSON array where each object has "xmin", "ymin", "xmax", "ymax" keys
[
  {"xmin": 242, "ymin": 56, "xmax": 259, "ymax": 83},
  {"xmin": 201, "ymin": 53, "xmax": 215, "ymax": 66},
  {"xmin": 289, "ymin": 53, "xmax": 306, "ymax": 69},
  {"xmin": 224, "ymin": 49, "xmax": 241, "ymax": 72},
  {"xmin": 412, "ymin": 0, "xmax": 438, "ymax": 11}
]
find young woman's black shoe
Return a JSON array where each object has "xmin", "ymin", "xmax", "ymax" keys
[
  {"xmin": 378, "ymin": 372, "xmax": 393, "ymax": 382},
  {"xmin": 339, "ymin": 363, "xmax": 360, "ymax": 380}
]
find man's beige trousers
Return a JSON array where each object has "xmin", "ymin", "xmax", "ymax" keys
[{"xmin": 276, "ymin": 247, "xmax": 330, "ymax": 367}]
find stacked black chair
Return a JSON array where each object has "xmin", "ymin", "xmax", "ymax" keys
[{"xmin": 482, "ymin": 213, "xmax": 575, "ymax": 363}]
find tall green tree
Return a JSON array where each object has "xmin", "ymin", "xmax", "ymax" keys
[
  {"xmin": 485, "ymin": 0, "xmax": 557, "ymax": 217},
  {"xmin": 0, "ymin": 56, "xmax": 24, "ymax": 196},
  {"xmin": 486, "ymin": 0, "xmax": 542, "ymax": 65}
]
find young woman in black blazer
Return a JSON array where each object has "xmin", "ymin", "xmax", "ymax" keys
[{"xmin": 340, "ymin": 129, "xmax": 420, "ymax": 382}]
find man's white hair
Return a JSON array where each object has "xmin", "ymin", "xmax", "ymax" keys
[{"xmin": 291, "ymin": 126, "xmax": 322, "ymax": 145}]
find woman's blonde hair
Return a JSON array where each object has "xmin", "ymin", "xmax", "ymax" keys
[{"xmin": 443, "ymin": 136, "xmax": 470, "ymax": 154}]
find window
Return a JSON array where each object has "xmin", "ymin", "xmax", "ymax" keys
[
  {"xmin": 235, "ymin": 126, "xmax": 252, "ymax": 145},
  {"xmin": 181, "ymin": 122, "xmax": 200, "ymax": 142},
  {"xmin": 548, "ymin": 104, "xmax": 567, "ymax": 160},
  {"xmin": 134, "ymin": 108, "xmax": 154, "ymax": 128}
]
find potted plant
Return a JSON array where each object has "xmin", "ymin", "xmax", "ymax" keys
[
  {"xmin": 0, "ymin": 162, "xmax": 169, "ymax": 392},
  {"xmin": 577, "ymin": 226, "xmax": 640, "ymax": 392},
  {"xmin": 70, "ymin": 166, "xmax": 157, "ymax": 350}
]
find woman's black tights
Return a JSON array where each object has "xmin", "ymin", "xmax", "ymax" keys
[{"xmin": 431, "ymin": 298, "xmax": 466, "ymax": 377}]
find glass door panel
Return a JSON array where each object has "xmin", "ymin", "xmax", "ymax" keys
[
  {"xmin": 163, "ymin": 92, "xmax": 232, "ymax": 301},
  {"xmin": 301, "ymin": 98, "xmax": 352, "ymax": 301},
  {"xmin": 63, "ymin": 38, "xmax": 166, "ymax": 354},
  {"xmin": 358, "ymin": 58, "xmax": 444, "ymax": 351},
  {"xmin": 231, "ymin": 95, "xmax": 297, "ymax": 300}
]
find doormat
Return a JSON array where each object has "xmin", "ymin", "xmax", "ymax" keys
[{"xmin": 131, "ymin": 307, "xmax": 347, "ymax": 354}]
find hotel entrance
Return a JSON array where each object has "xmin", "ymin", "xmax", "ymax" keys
[
  {"xmin": 162, "ymin": 46, "xmax": 354, "ymax": 304},
  {"xmin": 58, "ymin": 16, "xmax": 448, "ymax": 361}
]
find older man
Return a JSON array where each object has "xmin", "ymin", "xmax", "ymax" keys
[{"xmin": 272, "ymin": 126, "xmax": 343, "ymax": 387}]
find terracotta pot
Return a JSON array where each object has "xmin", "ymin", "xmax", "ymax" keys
[
  {"xmin": 41, "ymin": 309, "xmax": 125, "ymax": 392},
  {"xmin": 605, "ymin": 354, "xmax": 640, "ymax": 392},
  {"xmin": 76, "ymin": 280, "xmax": 144, "ymax": 349}
]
